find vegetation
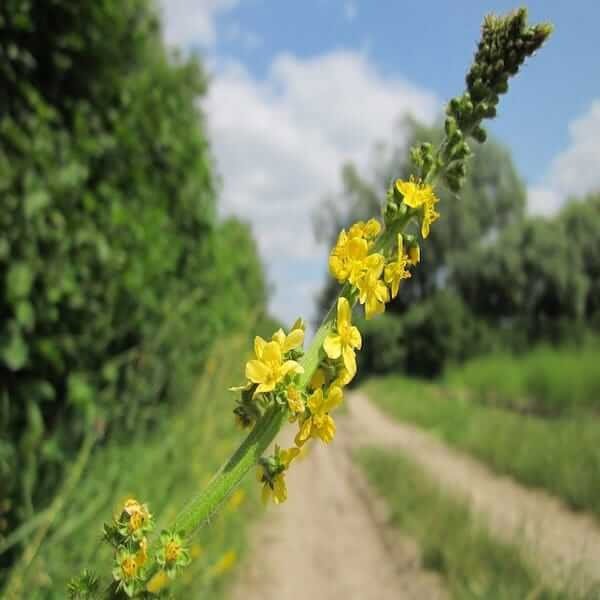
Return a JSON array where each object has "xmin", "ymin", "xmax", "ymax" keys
[
  {"xmin": 1, "ymin": 337, "xmax": 258, "ymax": 598},
  {"xmin": 0, "ymin": 0, "xmax": 268, "ymax": 555},
  {"xmin": 446, "ymin": 343, "xmax": 600, "ymax": 417},
  {"xmin": 357, "ymin": 447, "xmax": 577, "ymax": 599},
  {"xmin": 364, "ymin": 374, "xmax": 600, "ymax": 517}
]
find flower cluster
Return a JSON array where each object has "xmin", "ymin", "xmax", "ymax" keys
[
  {"xmin": 329, "ymin": 185, "xmax": 431, "ymax": 320},
  {"xmin": 91, "ymin": 498, "xmax": 189, "ymax": 597},
  {"xmin": 232, "ymin": 182, "xmax": 439, "ymax": 506},
  {"xmin": 102, "ymin": 498, "xmax": 154, "ymax": 597}
]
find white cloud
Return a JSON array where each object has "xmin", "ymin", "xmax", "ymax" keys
[
  {"xmin": 160, "ymin": 0, "xmax": 238, "ymax": 48},
  {"xmin": 204, "ymin": 51, "xmax": 438, "ymax": 326},
  {"xmin": 344, "ymin": 1, "xmax": 358, "ymax": 22},
  {"xmin": 529, "ymin": 100, "xmax": 600, "ymax": 215}
]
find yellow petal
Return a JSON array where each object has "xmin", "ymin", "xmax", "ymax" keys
[
  {"xmin": 271, "ymin": 329, "xmax": 286, "ymax": 348},
  {"xmin": 281, "ymin": 447, "xmax": 300, "ymax": 467},
  {"xmin": 246, "ymin": 360, "xmax": 268, "ymax": 384},
  {"xmin": 261, "ymin": 484, "xmax": 272, "ymax": 505},
  {"xmin": 349, "ymin": 326, "xmax": 362, "ymax": 349},
  {"xmin": 261, "ymin": 341, "xmax": 282, "ymax": 364},
  {"xmin": 283, "ymin": 328, "xmax": 304, "ymax": 353},
  {"xmin": 296, "ymin": 418, "xmax": 313, "ymax": 445},
  {"xmin": 365, "ymin": 218, "xmax": 381, "ymax": 238},
  {"xmin": 324, "ymin": 386, "xmax": 344, "ymax": 412},
  {"xmin": 317, "ymin": 415, "xmax": 336, "ymax": 444},
  {"xmin": 337, "ymin": 297, "xmax": 351, "ymax": 328},
  {"xmin": 323, "ymin": 334, "xmax": 342, "ymax": 360},
  {"xmin": 254, "ymin": 382, "xmax": 276, "ymax": 397},
  {"xmin": 254, "ymin": 336, "xmax": 267, "ymax": 359},
  {"xmin": 273, "ymin": 476, "xmax": 287, "ymax": 504},
  {"xmin": 281, "ymin": 360, "xmax": 304, "ymax": 377},
  {"xmin": 307, "ymin": 389, "xmax": 323, "ymax": 413},
  {"xmin": 342, "ymin": 346, "xmax": 357, "ymax": 379}
]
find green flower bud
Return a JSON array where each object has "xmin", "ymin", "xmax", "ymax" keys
[{"xmin": 472, "ymin": 125, "xmax": 487, "ymax": 143}]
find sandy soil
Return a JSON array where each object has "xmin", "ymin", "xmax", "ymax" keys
[
  {"xmin": 231, "ymin": 393, "xmax": 600, "ymax": 599},
  {"xmin": 231, "ymin": 413, "xmax": 447, "ymax": 600}
]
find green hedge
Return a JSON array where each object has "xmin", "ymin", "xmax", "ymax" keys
[{"xmin": 0, "ymin": 0, "xmax": 267, "ymax": 554}]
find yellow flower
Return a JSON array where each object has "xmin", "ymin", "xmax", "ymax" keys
[
  {"xmin": 122, "ymin": 498, "xmax": 151, "ymax": 534},
  {"xmin": 348, "ymin": 218, "xmax": 381, "ymax": 240},
  {"xmin": 333, "ymin": 366, "xmax": 354, "ymax": 387},
  {"xmin": 384, "ymin": 234, "xmax": 412, "ymax": 299},
  {"xmin": 357, "ymin": 254, "xmax": 389, "ymax": 319},
  {"xmin": 258, "ymin": 447, "xmax": 299, "ymax": 504},
  {"xmin": 164, "ymin": 539, "xmax": 181, "ymax": 563},
  {"xmin": 120, "ymin": 553, "xmax": 138, "ymax": 580},
  {"xmin": 323, "ymin": 297, "xmax": 362, "ymax": 379},
  {"xmin": 286, "ymin": 385, "xmax": 304, "ymax": 416},
  {"xmin": 329, "ymin": 230, "xmax": 370, "ymax": 284},
  {"xmin": 421, "ymin": 197, "xmax": 440, "ymax": 239},
  {"xmin": 395, "ymin": 178, "xmax": 440, "ymax": 238},
  {"xmin": 295, "ymin": 386, "xmax": 343, "ymax": 446},
  {"xmin": 271, "ymin": 324, "xmax": 304, "ymax": 353},
  {"xmin": 246, "ymin": 337, "xmax": 303, "ymax": 397}
]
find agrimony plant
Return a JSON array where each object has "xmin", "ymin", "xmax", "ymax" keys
[{"xmin": 68, "ymin": 8, "xmax": 552, "ymax": 598}]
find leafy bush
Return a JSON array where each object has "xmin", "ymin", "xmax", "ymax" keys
[
  {"xmin": 446, "ymin": 343, "xmax": 600, "ymax": 416},
  {"xmin": 0, "ymin": 0, "xmax": 267, "ymax": 549}
]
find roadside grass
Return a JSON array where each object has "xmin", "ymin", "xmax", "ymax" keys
[
  {"xmin": 445, "ymin": 344, "xmax": 600, "ymax": 417},
  {"xmin": 2, "ymin": 336, "xmax": 258, "ymax": 599},
  {"xmin": 363, "ymin": 375, "xmax": 600, "ymax": 518},
  {"xmin": 357, "ymin": 447, "xmax": 580, "ymax": 600}
]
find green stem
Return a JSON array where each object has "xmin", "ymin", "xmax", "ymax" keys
[{"xmin": 156, "ymin": 211, "xmax": 416, "ymax": 550}]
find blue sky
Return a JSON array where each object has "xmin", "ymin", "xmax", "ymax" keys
[{"xmin": 161, "ymin": 1, "xmax": 600, "ymax": 327}]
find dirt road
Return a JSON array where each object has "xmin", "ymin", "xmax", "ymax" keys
[{"xmin": 231, "ymin": 393, "xmax": 600, "ymax": 598}]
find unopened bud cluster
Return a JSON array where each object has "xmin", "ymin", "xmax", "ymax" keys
[{"xmin": 417, "ymin": 8, "xmax": 552, "ymax": 193}]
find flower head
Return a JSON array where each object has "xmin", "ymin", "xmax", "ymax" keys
[
  {"xmin": 258, "ymin": 446, "xmax": 300, "ymax": 504},
  {"xmin": 246, "ymin": 337, "xmax": 303, "ymax": 397},
  {"xmin": 286, "ymin": 385, "xmax": 305, "ymax": 417},
  {"xmin": 395, "ymin": 178, "xmax": 440, "ymax": 238},
  {"xmin": 271, "ymin": 324, "xmax": 304, "ymax": 354},
  {"xmin": 323, "ymin": 297, "xmax": 362, "ymax": 379},
  {"xmin": 384, "ymin": 234, "xmax": 412, "ymax": 299},
  {"xmin": 295, "ymin": 386, "xmax": 343, "ymax": 446},
  {"xmin": 157, "ymin": 531, "xmax": 191, "ymax": 578},
  {"xmin": 357, "ymin": 254, "xmax": 390, "ymax": 319}
]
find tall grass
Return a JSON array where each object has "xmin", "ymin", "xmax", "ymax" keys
[
  {"xmin": 445, "ymin": 344, "xmax": 600, "ymax": 417},
  {"xmin": 363, "ymin": 375, "xmax": 600, "ymax": 518},
  {"xmin": 2, "ymin": 336, "xmax": 257, "ymax": 598},
  {"xmin": 357, "ymin": 447, "xmax": 574, "ymax": 600}
]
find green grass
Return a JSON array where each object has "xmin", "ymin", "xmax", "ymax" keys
[
  {"xmin": 363, "ymin": 375, "xmax": 600, "ymax": 518},
  {"xmin": 2, "ymin": 336, "xmax": 259, "ymax": 599},
  {"xmin": 357, "ymin": 447, "xmax": 579, "ymax": 600},
  {"xmin": 445, "ymin": 344, "xmax": 600, "ymax": 417}
]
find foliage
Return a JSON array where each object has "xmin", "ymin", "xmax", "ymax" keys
[
  {"xmin": 364, "ymin": 374, "xmax": 600, "ymax": 518},
  {"xmin": 357, "ymin": 447, "xmax": 573, "ymax": 599},
  {"xmin": 2, "ymin": 337, "xmax": 259, "ymax": 598},
  {"xmin": 446, "ymin": 342, "xmax": 600, "ymax": 417},
  {"xmin": 0, "ymin": 0, "xmax": 268, "ymax": 556}
]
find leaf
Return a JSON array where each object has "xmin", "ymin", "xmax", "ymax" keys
[
  {"xmin": 2, "ymin": 330, "xmax": 28, "ymax": 370},
  {"xmin": 7, "ymin": 263, "xmax": 33, "ymax": 298}
]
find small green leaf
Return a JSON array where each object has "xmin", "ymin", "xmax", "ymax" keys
[{"xmin": 2, "ymin": 330, "xmax": 28, "ymax": 370}]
